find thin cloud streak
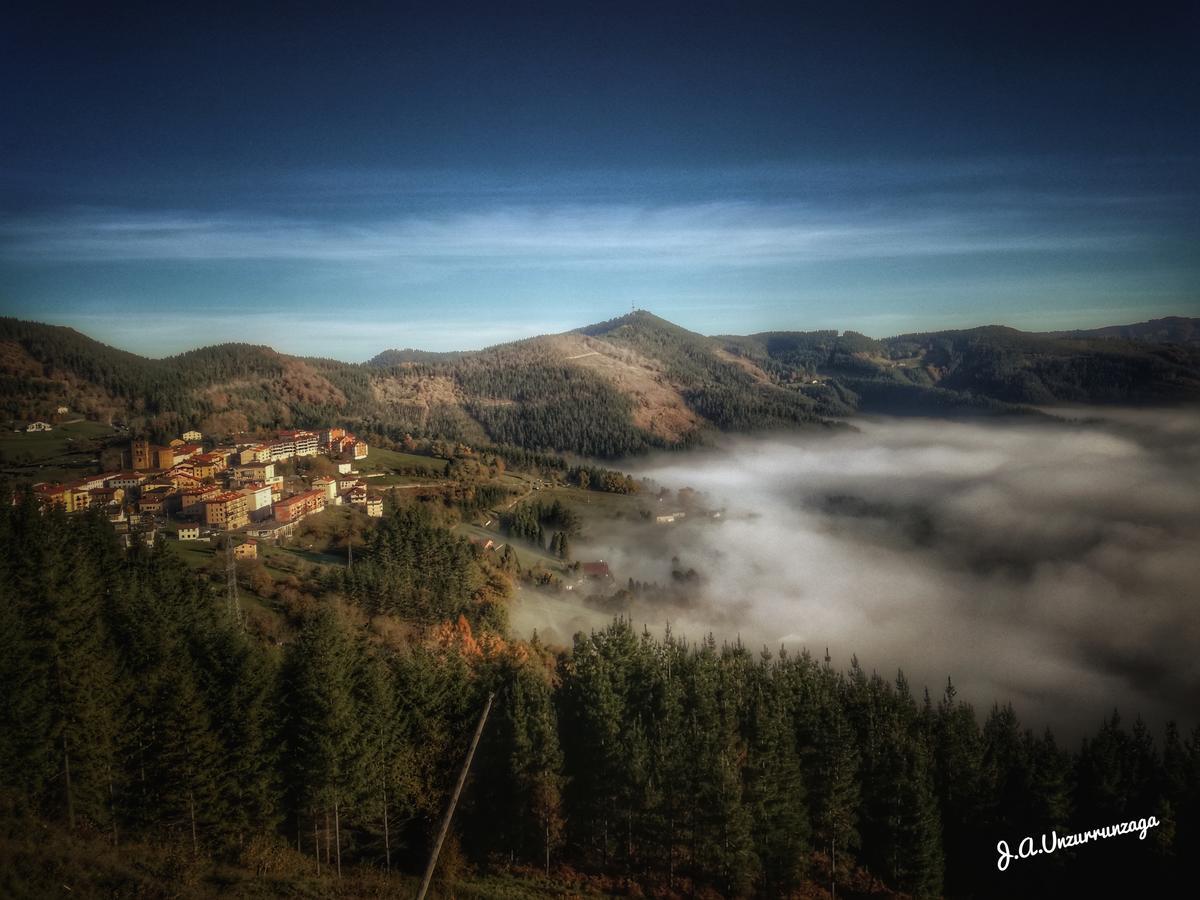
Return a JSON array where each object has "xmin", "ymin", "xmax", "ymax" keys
[{"xmin": 0, "ymin": 201, "xmax": 1144, "ymax": 268}]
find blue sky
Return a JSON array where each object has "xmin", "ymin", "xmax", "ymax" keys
[{"xmin": 1, "ymin": 2, "xmax": 1197, "ymax": 360}]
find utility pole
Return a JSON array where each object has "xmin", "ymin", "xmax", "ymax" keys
[
  {"xmin": 416, "ymin": 692, "xmax": 494, "ymax": 900},
  {"xmin": 225, "ymin": 539, "xmax": 244, "ymax": 631},
  {"xmin": 382, "ymin": 724, "xmax": 391, "ymax": 872}
]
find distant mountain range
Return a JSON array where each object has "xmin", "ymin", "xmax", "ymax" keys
[{"xmin": 2, "ymin": 312, "xmax": 1198, "ymax": 457}]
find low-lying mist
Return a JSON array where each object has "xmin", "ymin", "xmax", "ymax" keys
[{"xmin": 521, "ymin": 408, "xmax": 1200, "ymax": 739}]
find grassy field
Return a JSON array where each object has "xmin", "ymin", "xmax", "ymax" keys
[
  {"xmin": 454, "ymin": 521, "xmax": 568, "ymax": 573},
  {"xmin": 364, "ymin": 471, "xmax": 447, "ymax": 487},
  {"xmin": 169, "ymin": 539, "xmax": 219, "ymax": 570},
  {"xmin": 0, "ymin": 419, "xmax": 120, "ymax": 482},
  {"xmin": 356, "ymin": 446, "xmax": 448, "ymax": 476},
  {"xmin": 511, "ymin": 484, "xmax": 656, "ymax": 536},
  {"xmin": 266, "ymin": 543, "xmax": 345, "ymax": 569}
]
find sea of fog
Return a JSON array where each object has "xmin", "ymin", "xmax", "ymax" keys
[{"xmin": 511, "ymin": 408, "xmax": 1200, "ymax": 739}]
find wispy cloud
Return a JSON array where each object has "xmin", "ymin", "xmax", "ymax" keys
[{"xmin": 0, "ymin": 200, "xmax": 1144, "ymax": 269}]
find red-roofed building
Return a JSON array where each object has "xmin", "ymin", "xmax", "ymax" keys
[
  {"xmin": 239, "ymin": 444, "xmax": 272, "ymax": 464},
  {"xmin": 191, "ymin": 452, "xmax": 228, "ymax": 480},
  {"xmin": 181, "ymin": 485, "xmax": 222, "ymax": 517},
  {"xmin": 581, "ymin": 561, "xmax": 612, "ymax": 579},
  {"xmin": 233, "ymin": 539, "xmax": 258, "ymax": 560},
  {"xmin": 204, "ymin": 491, "xmax": 249, "ymax": 530},
  {"xmin": 230, "ymin": 461, "xmax": 275, "ymax": 486},
  {"xmin": 278, "ymin": 430, "xmax": 318, "ymax": 457},
  {"xmin": 139, "ymin": 485, "xmax": 180, "ymax": 516},
  {"xmin": 274, "ymin": 489, "xmax": 326, "ymax": 523},
  {"xmin": 89, "ymin": 487, "xmax": 125, "ymax": 509},
  {"xmin": 32, "ymin": 482, "xmax": 66, "ymax": 509},
  {"xmin": 320, "ymin": 427, "xmax": 346, "ymax": 447},
  {"xmin": 105, "ymin": 471, "xmax": 148, "ymax": 490}
]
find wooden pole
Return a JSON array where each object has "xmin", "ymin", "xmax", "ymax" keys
[
  {"xmin": 334, "ymin": 797, "xmax": 342, "ymax": 878},
  {"xmin": 382, "ymin": 724, "xmax": 392, "ymax": 872},
  {"xmin": 189, "ymin": 789, "xmax": 198, "ymax": 857},
  {"xmin": 415, "ymin": 692, "xmax": 493, "ymax": 900},
  {"xmin": 63, "ymin": 736, "xmax": 74, "ymax": 830},
  {"xmin": 110, "ymin": 776, "xmax": 119, "ymax": 847}
]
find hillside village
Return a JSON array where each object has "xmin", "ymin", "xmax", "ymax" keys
[{"xmin": 28, "ymin": 426, "xmax": 380, "ymax": 556}]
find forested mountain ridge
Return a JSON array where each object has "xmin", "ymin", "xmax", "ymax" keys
[
  {"xmin": 3, "ymin": 313, "xmax": 1198, "ymax": 458},
  {"xmin": 720, "ymin": 316, "xmax": 1200, "ymax": 411},
  {"xmin": 1050, "ymin": 316, "xmax": 1200, "ymax": 345}
]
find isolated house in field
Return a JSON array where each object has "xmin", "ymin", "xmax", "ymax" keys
[
  {"xmin": 25, "ymin": 421, "xmax": 52, "ymax": 432},
  {"xmin": 233, "ymin": 539, "xmax": 258, "ymax": 560},
  {"xmin": 177, "ymin": 525, "xmax": 201, "ymax": 540},
  {"xmin": 581, "ymin": 561, "xmax": 612, "ymax": 580}
]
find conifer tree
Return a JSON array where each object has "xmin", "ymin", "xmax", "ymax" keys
[
  {"xmin": 146, "ymin": 662, "xmax": 224, "ymax": 854},
  {"xmin": 281, "ymin": 607, "xmax": 361, "ymax": 871},
  {"xmin": 930, "ymin": 677, "xmax": 984, "ymax": 894},
  {"xmin": 25, "ymin": 507, "xmax": 122, "ymax": 831},
  {"xmin": 742, "ymin": 652, "xmax": 809, "ymax": 895},
  {"xmin": 192, "ymin": 623, "xmax": 280, "ymax": 848}
]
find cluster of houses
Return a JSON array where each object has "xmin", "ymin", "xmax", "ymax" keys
[
  {"xmin": 14, "ymin": 406, "xmax": 73, "ymax": 432},
  {"xmin": 129, "ymin": 427, "xmax": 367, "ymax": 472},
  {"xmin": 28, "ymin": 426, "xmax": 383, "ymax": 550}
]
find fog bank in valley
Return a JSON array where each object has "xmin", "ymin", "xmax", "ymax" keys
[{"xmin": 544, "ymin": 410, "xmax": 1200, "ymax": 738}]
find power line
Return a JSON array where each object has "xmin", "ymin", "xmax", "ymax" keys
[{"xmin": 225, "ymin": 538, "xmax": 244, "ymax": 631}]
